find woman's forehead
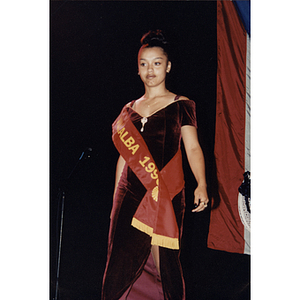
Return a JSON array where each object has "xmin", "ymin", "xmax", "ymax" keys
[{"xmin": 138, "ymin": 47, "xmax": 166, "ymax": 60}]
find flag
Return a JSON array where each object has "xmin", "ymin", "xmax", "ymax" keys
[{"xmin": 207, "ymin": 0, "xmax": 251, "ymax": 255}]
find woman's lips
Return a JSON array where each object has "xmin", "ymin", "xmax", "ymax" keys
[{"xmin": 146, "ymin": 75, "xmax": 156, "ymax": 79}]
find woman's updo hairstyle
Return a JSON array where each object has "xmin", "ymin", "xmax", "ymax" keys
[{"xmin": 140, "ymin": 30, "xmax": 170, "ymax": 61}]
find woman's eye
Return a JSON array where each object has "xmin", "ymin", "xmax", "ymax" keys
[
  {"xmin": 155, "ymin": 62, "xmax": 161, "ymax": 66},
  {"xmin": 140, "ymin": 63, "xmax": 146, "ymax": 67}
]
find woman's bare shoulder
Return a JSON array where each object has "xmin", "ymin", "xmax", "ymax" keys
[
  {"xmin": 125, "ymin": 99, "xmax": 138, "ymax": 108},
  {"xmin": 176, "ymin": 95, "xmax": 190, "ymax": 101}
]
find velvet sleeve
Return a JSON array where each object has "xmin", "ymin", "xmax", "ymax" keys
[{"xmin": 180, "ymin": 100, "xmax": 198, "ymax": 128}]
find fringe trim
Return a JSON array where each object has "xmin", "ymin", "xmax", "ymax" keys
[
  {"xmin": 131, "ymin": 217, "xmax": 179, "ymax": 250},
  {"xmin": 131, "ymin": 217, "xmax": 153, "ymax": 236},
  {"xmin": 151, "ymin": 233, "xmax": 179, "ymax": 250}
]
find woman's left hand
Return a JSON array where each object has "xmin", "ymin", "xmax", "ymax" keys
[{"xmin": 192, "ymin": 185, "xmax": 209, "ymax": 212}]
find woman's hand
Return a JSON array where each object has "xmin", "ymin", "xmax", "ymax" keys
[{"xmin": 192, "ymin": 185, "xmax": 209, "ymax": 212}]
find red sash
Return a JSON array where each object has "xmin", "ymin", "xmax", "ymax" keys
[{"xmin": 112, "ymin": 105, "xmax": 185, "ymax": 250}]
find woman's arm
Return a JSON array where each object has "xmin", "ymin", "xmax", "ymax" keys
[
  {"xmin": 110, "ymin": 155, "xmax": 126, "ymax": 218},
  {"xmin": 181, "ymin": 125, "xmax": 209, "ymax": 212},
  {"xmin": 113, "ymin": 155, "xmax": 126, "ymax": 199}
]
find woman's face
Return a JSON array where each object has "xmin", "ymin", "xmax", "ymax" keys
[{"xmin": 138, "ymin": 46, "xmax": 171, "ymax": 88}]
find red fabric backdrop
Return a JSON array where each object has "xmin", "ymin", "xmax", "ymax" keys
[{"xmin": 207, "ymin": 0, "xmax": 248, "ymax": 254}]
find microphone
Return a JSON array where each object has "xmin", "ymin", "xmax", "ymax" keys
[
  {"xmin": 79, "ymin": 147, "xmax": 92, "ymax": 161},
  {"xmin": 65, "ymin": 148, "xmax": 92, "ymax": 180}
]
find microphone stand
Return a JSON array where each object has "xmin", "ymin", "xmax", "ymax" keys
[{"xmin": 53, "ymin": 148, "xmax": 92, "ymax": 300}]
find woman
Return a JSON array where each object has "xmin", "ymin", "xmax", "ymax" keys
[{"xmin": 102, "ymin": 30, "xmax": 209, "ymax": 300}]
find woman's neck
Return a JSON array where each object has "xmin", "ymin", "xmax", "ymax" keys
[{"xmin": 143, "ymin": 85, "xmax": 170, "ymax": 101}]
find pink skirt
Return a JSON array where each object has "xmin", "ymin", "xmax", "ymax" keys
[{"xmin": 119, "ymin": 253, "xmax": 164, "ymax": 300}]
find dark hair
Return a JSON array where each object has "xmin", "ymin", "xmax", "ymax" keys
[{"xmin": 140, "ymin": 30, "xmax": 170, "ymax": 60}]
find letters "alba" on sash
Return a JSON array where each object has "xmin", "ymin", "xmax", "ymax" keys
[{"xmin": 116, "ymin": 119, "xmax": 140, "ymax": 155}]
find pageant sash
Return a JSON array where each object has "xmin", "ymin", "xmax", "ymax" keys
[{"xmin": 112, "ymin": 105, "xmax": 185, "ymax": 250}]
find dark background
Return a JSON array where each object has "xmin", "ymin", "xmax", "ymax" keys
[{"xmin": 50, "ymin": 1, "xmax": 250, "ymax": 299}]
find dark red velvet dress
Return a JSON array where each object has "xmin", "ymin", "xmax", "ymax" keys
[{"xmin": 102, "ymin": 98, "xmax": 197, "ymax": 300}]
